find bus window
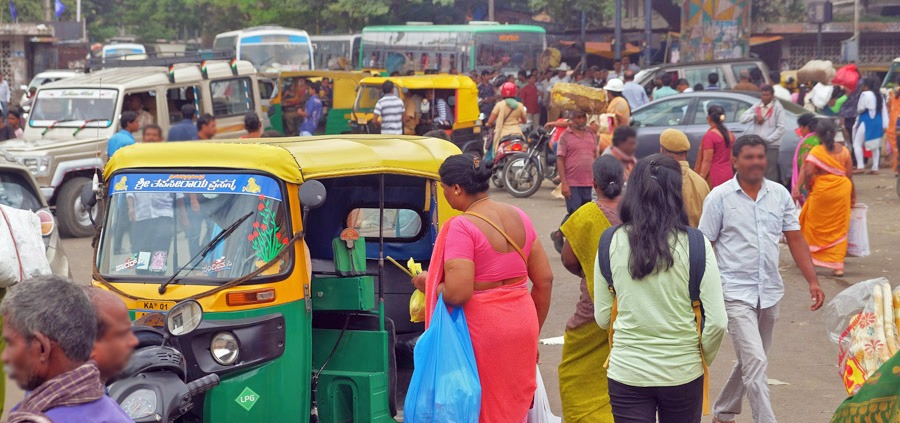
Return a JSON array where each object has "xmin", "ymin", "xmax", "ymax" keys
[
  {"xmin": 210, "ymin": 78, "xmax": 255, "ymax": 117},
  {"xmin": 213, "ymin": 35, "xmax": 237, "ymax": 51}
]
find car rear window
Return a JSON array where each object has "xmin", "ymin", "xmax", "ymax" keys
[{"xmin": 0, "ymin": 171, "xmax": 42, "ymax": 212}]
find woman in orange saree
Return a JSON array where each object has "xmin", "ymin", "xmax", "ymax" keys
[
  {"xmin": 412, "ymin": 154, "xmax": 554, "ymax": 422},
  {"xmin": 793, "ymin": 119, "xmax": 855, "ymax": 276}
]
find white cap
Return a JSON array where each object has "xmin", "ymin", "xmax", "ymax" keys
[
  {"xmin": 557, "ymin": 62, "xmax": 571, "ymax": 71},
  {"xmin": 604, "ymin": 78, "xmax": 624, "ymax": 92}
]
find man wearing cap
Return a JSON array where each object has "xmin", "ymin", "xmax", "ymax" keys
[{"xmin": 659, "ymin": 128, "xmax": 710, "ymax": 227}]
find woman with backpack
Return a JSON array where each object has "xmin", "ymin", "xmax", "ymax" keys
[{"xmin": 593, "ymin": 154, "xmax": 727, "ymax": 423}]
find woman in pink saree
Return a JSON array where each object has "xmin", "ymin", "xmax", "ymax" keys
[{"xmin": 412, "ymin": 154, "xmax": 554, "ymax": 422}]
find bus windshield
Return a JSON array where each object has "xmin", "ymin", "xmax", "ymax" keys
[
  {"xmin": 98, "ymin": 172, "xmax": 291, "ymax": 282},
  {"xmin": 474, "ymin": 32, "xmax": 543, "ymax": 73},
  {"xmin": 241, "ymin": 43, "xmax": 311, "ymax": 71}
]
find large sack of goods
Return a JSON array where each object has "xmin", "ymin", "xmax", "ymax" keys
[
  {"xmin": 0, "ymin": 205, "xmax": 52, "ymax": 287},
  {"xmin": 550, "ymin": 83, "xmax": 608, "ymax": 115},
  {"xmin": 797, "ymin": 60, "xmax": 837, "ymax": 85},
  {"xmin": 825, "ymin": 278, "xmax": 900, "ymax": 395}
]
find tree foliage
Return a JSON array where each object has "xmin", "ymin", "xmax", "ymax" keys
[
  {"xmin": 750, "ymin": 0, "xmax": 806, "ymax": 24},
  {"xmin": 529, "ymin": 0, "xmax": 613, "ymax": 31}
]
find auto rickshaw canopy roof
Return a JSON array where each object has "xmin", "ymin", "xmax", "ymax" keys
[
  {"xmin": 104, "ymin": 135, "xmax": 462, "ymax": 183},
  {"xmin": 358, "ymin": 75, "xmax": 478, "ymax": 91}
]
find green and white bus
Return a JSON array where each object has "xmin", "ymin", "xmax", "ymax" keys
[
  {"xmin": 359, "ymin": 22, "xmax": 546, "ymax": 74},
  {"xmin": 312, "ymin": 34, "xmax": 361, "ymax": 70}
]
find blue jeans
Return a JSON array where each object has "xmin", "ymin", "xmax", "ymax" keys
[
  {"xmin": 560, "ymin": 186, "xmax": 593, "ymax": 227},
  {"xmin": 1, "ymin": 102, "xmax": 7, "ymax": 118}
]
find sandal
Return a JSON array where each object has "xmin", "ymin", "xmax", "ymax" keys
[
  {"xmin": 833, "ymin": 270, "xmax": 845, "ymax": 277},
  {"xmin": 852, "ymin": 169, "xmax": 865, "ymax": 175},
  {"xmin": 712, "ymin": 417, "xmax": 736, "ymax": 423}
]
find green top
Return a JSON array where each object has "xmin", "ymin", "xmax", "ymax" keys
[
  {"xmin": 796, "ymin": 134, "xmax": 821, "ymax": 174},
  {"xmin": 829, "ymin": 95, "xmax": 848, "ymax": 115},
  {"xmin": 594, "ymin": 229, "xmax": 728, "ymax": 387}
]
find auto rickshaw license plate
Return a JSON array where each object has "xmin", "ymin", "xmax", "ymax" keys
[
  {"xmin": 357, "ymin": 117, "xmax": 367, "ymax": 125},
  {"xmin": 134, "ymin": 300, "xmax": 175, "ymax": 319}
]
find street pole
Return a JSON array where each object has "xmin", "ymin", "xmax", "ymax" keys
[
  {"xmin": 581, "ymin": 10, "xmax": 587, "ymax": 69},
  {"xmin": 817, "ymin": 23, "xmax": 823, "ymax": 59},
  {"xmin": 853, "ymin": 0, "xmax": 860, "ymax": 55},
  {"xmin": 644, "ymin": 0, "xmax": 652, "ymax": 66},
  {"xmin": 488, "ymin": 0, "xmax": 494, "ymax": 21},
  {"xmin": 614, "ymin": 0, "xmax": 622, "ymax": 60},
  {"xmin": 76, "ymin": 0, "xmax": 81, "ymax": 22},
  {"xmin": 44, "ymin": 0, "xmax": 51, "ymax": 21}
]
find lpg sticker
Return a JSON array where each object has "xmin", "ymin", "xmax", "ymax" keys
[
  {"xmin": 115, "ymin": 255, "xmax": 138, "ymax": 272},
  {"xmin": 235, "ymin": 387, "xmax": 259, "ymax": 411}
]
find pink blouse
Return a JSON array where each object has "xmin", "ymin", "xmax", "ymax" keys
[{"xmin": 443, "ymin": 208, "xmax": 535, "ymax": 283}]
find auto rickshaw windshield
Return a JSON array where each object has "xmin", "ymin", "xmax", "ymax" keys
[{"xmin": 97, "ymin": 172, "xmax": 292, "ymax": 281}]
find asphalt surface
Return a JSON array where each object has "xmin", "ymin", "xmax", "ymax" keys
[{"xmin": 4, "ymin": 172, "xmax": 899, "ymax": 422}]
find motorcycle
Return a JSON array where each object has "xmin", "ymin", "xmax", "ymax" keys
[
  {"xmin": 489, "ymin": 133, "xmax": 528, "ymax": 189},
  {"xmin": 502, "ymin": 127, "xmax": 558, "ymax": 198},
  {"xmin": 109, "ymin": 300, "xmax": 220, "ymax": 423}
]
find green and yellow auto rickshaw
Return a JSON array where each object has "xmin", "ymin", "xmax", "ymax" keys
[
  {"xmin": 350, "ymin": 75, "xmax": 483, "ymax": 155},
  {"xmin": 266, "ymin": 70, "xmax": 369, "ymax": 136},
  {"xmin": 89, "ymin": 135, "xmax": 460, "ymax": 422}
]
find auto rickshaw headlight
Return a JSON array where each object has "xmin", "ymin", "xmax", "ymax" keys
[{"xmin": 211, "ymin": 332, "xmax": 239, "ymax": 365}]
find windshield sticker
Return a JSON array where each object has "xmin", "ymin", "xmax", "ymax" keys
[
  {"xmin": 116, "ymin": 254, "xmax": 139, "ymax": 272},
  {"xmin": 136, "ymin": 252, "xmax": 151, "ymax": 270},
  {"xmin": 203, "ymin": 257, "xmax": 234, "ymax": 275},
  {"xmin": 251, "ymin": 197, "xmax": 289, "ymax": 266},
  {"xmin": 38, "ymin": 88, "xmax": 118, "ymax": 99},
  {"xmin": 150, "ymin": 251, "xmax": 168, "ymax": 273},
  {"xmin": 109, "ymin": 173, "xmax": 282, "ymax": 201}
]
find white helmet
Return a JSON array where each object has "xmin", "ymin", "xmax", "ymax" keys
[{"xmin": 604, "ymin": 78, "xmax": 625, "ymax": 92}]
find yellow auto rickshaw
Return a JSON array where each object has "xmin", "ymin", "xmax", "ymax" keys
[
  {"xmin": 350, "ymin": 75, "xmax": 483, "ymax": 155},
  {"xmin": 265, "ymin": 70, "xmax": 369, "ymax": 135},
  {"xmin": 87, "ymin": 135, "xmax": 460, "ymax": 422}
]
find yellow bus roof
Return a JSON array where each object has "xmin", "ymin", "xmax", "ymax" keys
[
  {"xmin": 104, "ymin": 135, "xmax": 462, "ymax": 182},
  {"xmin": 359, "ymin": 75, "xmax": 477, "ymax": 90}
]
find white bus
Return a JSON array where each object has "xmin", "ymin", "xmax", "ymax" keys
[
  {"xmin": 101, "ymin": 43, "xmax": 147, "ymax": 60},
  {"xmin": 311, "ymin": 34, "xmax": 361, "ymax": 70},
  {"xmin": 213, "ymin": 26, "xmax": 314, "ymax": 71}
]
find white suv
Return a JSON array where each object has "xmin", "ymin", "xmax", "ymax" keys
[{"xmin": 19, "ymin": 70, "xmax": 83, "ymax": 112}]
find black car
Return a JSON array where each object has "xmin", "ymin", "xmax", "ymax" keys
[{"xmin": 630, "ymin": 91, "xmax": 834, "ymax": 184}]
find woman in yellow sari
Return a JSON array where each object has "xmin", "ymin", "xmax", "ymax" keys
[
  {"xmin": 793, "ymin": 119, "xmax": 855, "ymax": 276},
  {"xmin": 557, "ymin": 155, "xmax": 623, "ymax": 422}
]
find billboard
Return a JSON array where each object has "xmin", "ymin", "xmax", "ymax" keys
[{"xmin": 679, "ymin": 0, "xmax": 751, "ymax": 63}]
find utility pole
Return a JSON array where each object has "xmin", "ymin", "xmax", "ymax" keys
[
  {"xmin": 580, "ymin": 10, "xmax": 587, "ymax": 69},
  {"xmin": 77, "ymin": 0, "xmax": 81, "ymax": 22},
  {"xmin": 853, "ymin": 0, "xmax": 860, "ymax": 50},
  {"xmin": 488, "ymin": 0, "xmax": 494, "ymax": 21},
  {"xmin": 614, "ymin": 0, "xmax": 622, "ymax": 60},
  {"xmin": 44, "ymin": 0, "xmax": 51, "ymax": 21},
  {"xmin": 644, "ymin": 0, "xmax": 652, "ymax": 66}
]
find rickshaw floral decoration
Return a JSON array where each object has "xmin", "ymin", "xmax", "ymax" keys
[{"xmin": 249, "ymin": 195, "xmax": 289, "ymax": 264}]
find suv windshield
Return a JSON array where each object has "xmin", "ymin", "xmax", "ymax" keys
[
  {"xmin": 30, "ymin": 88, "xmax": 118, "ymax": 128},
  {"xmin": 98, "ymin": 172, "xmax": 291, "ymax": 281}
]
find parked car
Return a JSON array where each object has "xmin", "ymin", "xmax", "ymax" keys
[
  {"xmin": 18, "ymin": 69, "xmax": 83, "ymax": 112},
  {"xmin": 630, "ymin": 91, "xmax": 835, "ymax": 185},
  {"xmin": 635, "ymin": 59, "xmax": 771, "ymax": 93},
  {"xmin": 0, "ymin": 155, "xmax": 71, "ymax": 279}
]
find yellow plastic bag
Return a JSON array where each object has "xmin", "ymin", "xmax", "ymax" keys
[{"xmin": 407, "ymin": 258, "xmax": 426, "ymax": 323}]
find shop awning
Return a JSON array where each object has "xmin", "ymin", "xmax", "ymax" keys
[
  {"xmin": 558, "ymin": 40, "xmax": 642, "ymax": 59},
  {"xmin": 750, "ymin": 35, "xmax": 783, "ymax": 46}
]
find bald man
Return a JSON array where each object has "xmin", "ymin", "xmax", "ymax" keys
[{"xmin": 85, "ymin": 288, "xmax": 139, "ymax": 383}]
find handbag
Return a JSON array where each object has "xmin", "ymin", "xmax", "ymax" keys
[
  {"xmin": 0, "ymin": 205, "xmax": 52, "ymax": 287},
  {"xmin": 847, "ymin": 204, "xmax": 870, "ymax": 257},
  {"xmin": 404, "ymin": 293, "xmax": 482, "ymax": 422},
  {"xmin": 527, "ymin": 365, "xmax": 561, "ymax": 423}
]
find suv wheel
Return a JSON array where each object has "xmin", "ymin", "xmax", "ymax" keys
[{"xmin": 57, "ymin": 176, "xmax": 101, "ymax": 238}]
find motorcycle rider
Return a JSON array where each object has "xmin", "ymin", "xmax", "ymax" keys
[{"xmin": 486, "ymin": 81, "xmax": 526, "ymax": 161}]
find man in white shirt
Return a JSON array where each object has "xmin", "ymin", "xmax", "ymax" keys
[
  {"xmin": 739, "ymin": 86, "xmax": 786, "ymax": 183},
  {"xmin": 769, "ymin": 71, "xmax": 792, "ymax": 102},
  {"xmin": 700, "ymin": 135, "xmax": 824, "ymax": 423},
  {"xmin": 0, "ymin": 73, "xmax": 10, "ymax": 118}
]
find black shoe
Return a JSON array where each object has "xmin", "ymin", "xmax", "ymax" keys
[{"xmin": 551, "ymin": 230, "xmax": 564, "ymax": 254}]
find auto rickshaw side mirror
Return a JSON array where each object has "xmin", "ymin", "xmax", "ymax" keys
[
  {"xmin": 165, "ymin": 300, "xmax": 203, "ymax": 336},
  {"xmin": 81, "ymin": 180, "xmax": 97, "ymax": 210},
  {"xmin": 299, "ymin": 180, "xmax": 327, "ymax": 210}
]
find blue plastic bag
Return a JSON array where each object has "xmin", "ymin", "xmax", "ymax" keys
[{"xmin": 404, "ymin": 294, "xmax": 481, "ymax": 422}]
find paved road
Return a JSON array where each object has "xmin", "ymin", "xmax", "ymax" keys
[{"xmin": 5, "ymin": 173, "xmax": 899, "ymax": 422}]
